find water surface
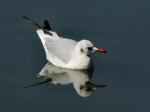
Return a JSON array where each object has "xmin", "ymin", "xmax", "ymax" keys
[{"xmin": 0, "ymin": 0, "xmax": 150, "ymax": 112}]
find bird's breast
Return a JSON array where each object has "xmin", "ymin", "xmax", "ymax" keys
[{"xmin": 67, "ymin": 56, "xmax": 93, "ymax": 70}]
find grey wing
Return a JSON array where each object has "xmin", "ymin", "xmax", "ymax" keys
[{"xmin": 44, "ymin": 38, "xmax": 77, "ymax": 63}]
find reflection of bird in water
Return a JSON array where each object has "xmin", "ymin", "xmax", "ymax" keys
[
  {"xmin": 25, "ymin": 63, "xmax": 106, "ymax": 97},
  {"xmin": 22, "ymin": 16, "xmax": 107, "ymax": 70}
]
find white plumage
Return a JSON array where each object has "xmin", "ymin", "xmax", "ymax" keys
[
  {"xmin": 37, "ymin": 29, "xmax": 94, "ymax": 69},
  {"xmin": 22, "ymin": 16, "xmax": 106, "ymax": 70}
]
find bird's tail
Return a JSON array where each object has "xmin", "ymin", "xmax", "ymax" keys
[
  {"xmin": 24, "ymin": 78, "xmax": 52, "ymax": 88},
  {"xmin": 22, "ymin": 16, "xmax": 53, "ymax": 36}
]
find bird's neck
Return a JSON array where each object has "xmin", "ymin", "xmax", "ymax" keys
[{"xmin": 67, "ymin": 52, "xmax": 92, "ymax": 70}]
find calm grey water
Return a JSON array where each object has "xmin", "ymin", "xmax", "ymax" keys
[{"xmin": 0, "ymin": 0, "xmax": 150, "ymax": 111}]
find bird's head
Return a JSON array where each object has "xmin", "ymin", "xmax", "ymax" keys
[
  {"xmin": 74, "ymin": 80, "xmax": 106, "ymax": 97},
  {"xmin": 76, "ymin": 40, "xmax": 107, "ymax": 56}
]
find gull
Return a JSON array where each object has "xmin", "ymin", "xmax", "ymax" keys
[
  {"xmin": 22, "ymin": 16, "xmax": 107, "ymax": 70},
  {"xmin": 25, "ymin": 63, "xmax": 106, "ymax": 97}
]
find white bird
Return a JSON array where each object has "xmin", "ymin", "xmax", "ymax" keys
[
  {"xmin": 24, "ymin": 63, "xmax": 106, "ymax": 97},
  {"xmin": 23, "ymin": 16, "xmax": 107, "ymax": 70}
]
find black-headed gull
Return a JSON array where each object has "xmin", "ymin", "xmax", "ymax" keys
[
  {"xmin": 25, "ymin": 63, "xmax": 106, "ymax": 97},
  {"xmin": 22, "ymin": 16, "xmax": 107, "ymax": 70}
]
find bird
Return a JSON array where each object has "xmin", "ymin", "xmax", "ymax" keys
[
  {"xmin": 22, "ymin": 16, "xmax": 107, "ymax": 70},
  {"xmin": 24, "ymin": 63, "xmax": 106, "ymax": 97}
]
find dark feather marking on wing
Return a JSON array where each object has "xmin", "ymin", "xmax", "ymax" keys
[{"xmin": 22, "ymin": 16, "xmax": 52, "ymax": 36}]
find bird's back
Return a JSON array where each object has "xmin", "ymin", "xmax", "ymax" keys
[{"xmin": 36, "ymin": 29, "xmax": 77, "ymax": 64}]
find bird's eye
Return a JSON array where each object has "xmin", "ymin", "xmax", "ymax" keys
[
  {"xmin": 87, "ymin": 47, "xmax": 93, "ymax": 51},
  {"xmin": 80, "ymin": 85, "xmax": 84, "ymax": 90}
]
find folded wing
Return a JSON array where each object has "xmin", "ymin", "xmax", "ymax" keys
[{"xmin": 37, "ymin": 29, "xmax": 77, "ymax": 64}]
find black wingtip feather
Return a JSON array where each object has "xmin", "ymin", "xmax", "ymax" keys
[
  {"xmin": 22, "ymin": 16, "xmax": 31, "ymax": 22},
  {"xmin": 43, "ymin": 20, "xmax": 52, "ymax": 31}
]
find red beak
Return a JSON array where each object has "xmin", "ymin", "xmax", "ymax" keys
[{"xmin": 96, "ymin": 48, "xmax": 107, "ymax": 53}]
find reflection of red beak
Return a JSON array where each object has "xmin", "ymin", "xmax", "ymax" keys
[{"xmin": 97, "ymin": 48, "xmax": 107, "ymax": 53}]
